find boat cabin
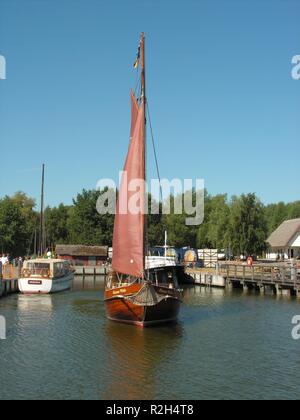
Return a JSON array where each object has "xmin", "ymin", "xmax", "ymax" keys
[{"xmin": 22, "ymin": 259, "xmax": 72, "ymax": 279}]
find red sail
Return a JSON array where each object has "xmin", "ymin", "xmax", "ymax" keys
[{"xmin": 112, "ymin": 92, "xmax": 145, "ymax": 277}]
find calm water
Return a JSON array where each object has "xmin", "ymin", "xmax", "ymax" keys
[{"xmin": 0, "ymin": 277, "xmax": 300, "ymax": 400}]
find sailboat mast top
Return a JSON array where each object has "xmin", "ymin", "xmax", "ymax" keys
[
  {"xmin": 39, "ymin": 163, "xmax": 45, "ymax": 257},
  {"xmin": 141, "ymin": 33, "xmax": 146, "ymax": 103}
]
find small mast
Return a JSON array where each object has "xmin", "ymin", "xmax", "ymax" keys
[{"xmin": 39, "ymin": 163, "xmax": 45, "ymax": 257}]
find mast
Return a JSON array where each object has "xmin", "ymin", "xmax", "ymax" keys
[
  {"xmin": 34, "ymin": 228, "xmax": 37, "ymax": 256},
  {"xmin": 39, "ymin": 163, "xmax": 45, "ymax": 257},
  {"xmin": 140, "ymin": 32, "xmax": 147, "ymax": 275},
  {"xmin": 110, "ymin": 35, "xmax": 147, "ymax": 279}
]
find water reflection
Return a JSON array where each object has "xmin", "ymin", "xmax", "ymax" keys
[
  {"xmin": 17, "ymin": 294, "xmax": 54, "ymax": 316},
  {"xmin": 72, "ymin": 276, "xmax": 105, "ymax": 292},
  {"xmin": 15, "ymin": 295, "xmax": 55, "ymax": 342},
  {"xmin": 72, "ymin": 297, "xmax": 103, "ymax": 318},
  {"xmin": 0, "ymin": 281, "xmax": 300, "ymax": 400},
  {"xmin": 102, "ymin": 321, "xmax": 184, "ymax": 400},
  {"xmin": 182, "ymin": 285, "xmax": 226, "ymax": 306}
]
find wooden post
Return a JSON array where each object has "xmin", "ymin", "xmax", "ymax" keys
[
  {"xmin": 271, "ymin": 267, "xmax": 274, "ymax": 284},
  {"xmin": 291, "ymin": 263, "xmax": 297, "ymax": 288},
  {"xmin": 282, "ymin": 267, "xmax": 286, "ymax": 286}
]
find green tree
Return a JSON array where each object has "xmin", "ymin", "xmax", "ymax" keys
[
  {"xmin": 228, "ymin": 193, "xmax": 267, "ymax": 257},
  {"xmin": 11, "ymin": 191, "xmax": 38, "ymax": 252},
  {"xmin": 0, "ymin": 196, "xmax": 31, "ymax": 256},
  {"xmin": 147, "ymin": 195, "xmax": 166, "ymax": 247},
  {"xmin": 44, "ymin": 204, "xmax": 71, "ymax": 247},
  {"xmin": 287, "ymin": 201, "xmax": 300, "ymax": 220},
  {"xmin": 163, "ymin": 194, "xmax": 198, "ymax": 248},
  {"xmin": 206, "ymin": 194, "xmax": 230, "ymax": 249},
  {"xmin": 196, "ymin": 191, "xmax": 212, "ymax": 248},
  {"xmin": 68, "ymin": 189, "xmax": 114, "ymax": 245},
  {"xmin": 264, "ymin": 202, "xmax": 287, "ymax": 235}
]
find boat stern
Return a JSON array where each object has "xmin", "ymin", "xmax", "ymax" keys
[{"xmin": 18, "ymin": 277, "xmax": 53, "ymax": 294}]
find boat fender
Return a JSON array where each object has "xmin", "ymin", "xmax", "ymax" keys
[{"xmin": 247, "ymin": 257, "xmax": 253, "ymax": 267}]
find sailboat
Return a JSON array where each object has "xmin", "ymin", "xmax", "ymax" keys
[
  {"xmin": 104, "ymin": 33, "xmax": 182, "ymax": 327},
  {"xmin": 18, "ymin": 164, "xmax": 74, "ymax": 294}
]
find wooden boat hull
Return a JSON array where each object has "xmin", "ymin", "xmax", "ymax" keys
[{"xmin": 104, "ymin": 283, "xmax": 181, "ymax": 327}]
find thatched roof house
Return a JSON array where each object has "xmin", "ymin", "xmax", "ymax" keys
[
  {"xmin": 56, "ymin": 245, "xmax": 108, "ymax": 266},
  {"xmin": 267, "ymin": 219, "xmax": 300, "ymax": 259}
]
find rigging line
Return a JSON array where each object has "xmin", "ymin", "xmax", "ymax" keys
[
  {"xmin": 134, "ymin": 73, "xmax": 141, "ymax": 99},
  {"xmin": 146, "ymin": 101, "xmax": 163, "ymax": 205},
  {"xmin": 27, "ymin": 228, "xmax": 36, "ymax": 256}
]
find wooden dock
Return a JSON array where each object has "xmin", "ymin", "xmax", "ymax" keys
[
  {"xmin": 186, "ymin": 262, "xmax": 300, "ymax": 297},
  {"xmin": 74, "ymin": 265, "xmax": 108, "ymax": 276},
  {"xmin": 0, "ymin": 278, "xmax": 19, "ymax": 298},
  {"xmin": 0, "ymin": 263, "xmax": 19, "ymax": 298},
  {"xmin": 185, "ymin": 268, "xmax": 226, "ymax": 287}
]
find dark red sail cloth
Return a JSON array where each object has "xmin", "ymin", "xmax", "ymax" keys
[{"xmin": 112, "ymin": 92, "xmax": 145, "ymax": 278}]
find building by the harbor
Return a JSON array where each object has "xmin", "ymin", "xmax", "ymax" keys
[
  {"xmin": 267, "ymin": 218, "xmax": 300, "ymax": 260},
  {"xmin": 56, "ymin": 245, "xmax": 108, "ymax": 266}
]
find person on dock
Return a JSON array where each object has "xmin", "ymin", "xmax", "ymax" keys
[{"xmin": 1, "ymin": 254, "xmax": 9, "ymax": 266}]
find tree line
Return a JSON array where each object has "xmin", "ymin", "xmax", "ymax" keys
[{"xmin": 0, "ymin": 189, "xmax": 299, "ymax": 258}]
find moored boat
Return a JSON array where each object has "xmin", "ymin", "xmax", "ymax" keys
[
  {"xmin": 104, "ymin": 33, "xmax": 182, "ymax": 327},
  {"xmin": 18, "ymin": 259, "xmax": 74, "ymax": 294}
]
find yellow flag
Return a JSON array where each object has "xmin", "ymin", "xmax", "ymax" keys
[{"xmin": 133, "ymin": 45, "xmax": 140, "ymax": 69}]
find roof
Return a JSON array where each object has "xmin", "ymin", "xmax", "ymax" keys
[
  {"xmin": 55, "ymin": 245, "xmax": 108, "ymax": 257},
  {"xmin": 267, "ymin": 218, "xmax": 300, "ymax": 248}
]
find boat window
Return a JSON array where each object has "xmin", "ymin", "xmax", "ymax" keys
[
  {"xmin": 54, "ymin": 262, "xmax": 64, "ymax": 276},
  {"xmin": 53, "ymin": 261, "xmax": 70, "ymax": 276},
  {"xmin": 63, "ymin": 261, "xmax": 70, "ymax": 270},
  {"xmin": 25, "ymin": 263, "xmax": 50, "ymax": 276},
  {"xmin": 27, "ymin": 263, "xmax": 50, "ymax": 270}
]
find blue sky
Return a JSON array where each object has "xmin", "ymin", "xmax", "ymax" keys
[{"xmin": 0, "ymin": 0, "xmax": 299, "ymax": 208}]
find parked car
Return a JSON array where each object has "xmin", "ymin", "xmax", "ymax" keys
[
  {"xmin": 218, "ymin": 249, "xmax": 234, "ymax": 261},
  {"xmin": 217, "ymin": 250, "xmax": 226, "ymax": 261}
]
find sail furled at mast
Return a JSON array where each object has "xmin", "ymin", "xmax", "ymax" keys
[
  {"xmin": 112, "ymin": 91, "xmax": 146, "ymax": 278},
  {"xmin": 133, "ymin": 43, "xmax": 141, "ymax": 69}
]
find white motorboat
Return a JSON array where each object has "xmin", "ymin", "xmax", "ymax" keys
[{"xmin": 18, "ymin": 259, "xmax": 74, "ymax": 294}]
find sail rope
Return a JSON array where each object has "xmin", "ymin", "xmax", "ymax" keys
[
  {"xmin": 124, "ymin": 282, "xmax": 168, "ymax": 306},
  {"xmin": 146, "ymin": 102, "xmax": 163, "ymax": 204},
  {"xmin": 134, "ymin": 74, "xmax": 141, "ymax": 99}
]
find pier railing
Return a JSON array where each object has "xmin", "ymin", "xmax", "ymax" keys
[{"xmin": 218, "ymin": 263, "xmax": 300, "ymax": 288}]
